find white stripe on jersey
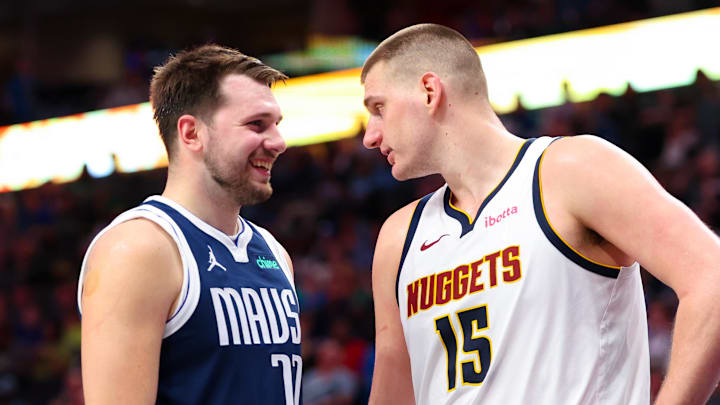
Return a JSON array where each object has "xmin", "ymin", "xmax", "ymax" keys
[
  {"xmin": 77, "ymin": 196, "xmax": 298, "ymax": 339},
  {"xmin": 77, "ymin": 204, "xmax": 201, "ymax": 338}
]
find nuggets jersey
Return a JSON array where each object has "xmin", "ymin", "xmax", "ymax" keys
[
  {"xmin": 397, "ymin": 137, "xmax": 650, "ymax": 404},
  {"xmin": 77, "ymin": 196, "xmax": 302, "ymax": 405}
]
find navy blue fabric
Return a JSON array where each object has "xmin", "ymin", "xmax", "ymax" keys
[{"xmin": 143, "ymin": 200, "xmax": 302, "ymax": 405}]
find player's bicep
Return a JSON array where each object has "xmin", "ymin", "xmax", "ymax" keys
[
  {"xmin": 370, "ymin": 203, "xmax": 417, "ymax": 405},
  {"xmin": 81, "ymin": 220, "xmax": 182, "ymax": 404},
  {"xmin": 549, "ymin": 136, "xmax": 720, "ymax": 296},
  {"xmin": 372, "ymin": 203, "xmax": 414, "ymax": 343}
]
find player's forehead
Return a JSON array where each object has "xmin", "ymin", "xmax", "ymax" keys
[
  {"xmin": 218, "ymin": 73, "xmax": 281, "ymax": 119},
  {"xmin": 363, "ymin": 62, "xmax": 393, "ymax": 106},
  {"xmin": 363, "ymin": 61, "xmax": 390, "ymax": 89}
]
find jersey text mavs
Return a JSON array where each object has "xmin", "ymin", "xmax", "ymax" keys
[{"xmin": 78, "ymin": 196, "xmax": 302, "ymax": 404}]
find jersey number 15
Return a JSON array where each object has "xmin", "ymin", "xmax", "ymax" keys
[{"xmin": 434, "ymin": 305, "xmax": 492, "ymax": 391}]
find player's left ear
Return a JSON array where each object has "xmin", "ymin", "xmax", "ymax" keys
[
  {"xmin": 177, "ymin": 114, "xmax": 204, "ymax": 153},
  {"xmin": 420, "ymin": 72, "xmax": 443, "ymax": 116}
]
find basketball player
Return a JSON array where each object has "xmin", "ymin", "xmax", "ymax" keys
[
  {"xmin": 77, "ymin": 45, "xmax": 302, "ymax": 404},
  {"xmin": 362, "ymin": 24, "xmax": 720, "ymax": 404}
]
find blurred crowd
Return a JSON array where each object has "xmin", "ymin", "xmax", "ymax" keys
[
  {"xmin": 0, "ymin": 0, "xmax": 715, "ymax": 127},
  {"xmin": 2, "ymin": 1, "xmax": 720, "ymax": 404},
  {"xmin": 0, "ymin": 71, "xmax": 718, "ymax": 404}
]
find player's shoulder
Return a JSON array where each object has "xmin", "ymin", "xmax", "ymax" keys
[
  {"xmin": 541, "ymin": 135, "xmax": 642, "ymax": 183},
  {"xmin": 376, "ymin": 197, "xmax": 428, "ymax": 252},
  {"xmin": 541, "ymin": 134, "xmax": 650, "ymax": 206},
  {"xmin": 81, "ymin": 217, "xmax": 183, "ymax": 313},
  {"xmin": 371, "ymin": 198, "xmax": 429, "ymax": 294},
  {"xmin": 87, "ymin": 218, "xmax": 179, "ymax": 272},
  {"xmin": 385, "ymin": 198, "xmax": 422, "ymax": 228},
  {"xmin": 544, "ymin": 134, "xmax": 629, "ymax": 167}
]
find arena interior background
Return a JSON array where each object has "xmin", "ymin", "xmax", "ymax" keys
[{"xmin": 0, "ymin": 1, "xmax": 719, "ymax": 404}]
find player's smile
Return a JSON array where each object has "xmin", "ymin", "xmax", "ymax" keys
[{"xmin": 249, "ymin": 157, "xmax": 274, "ymax": 178}]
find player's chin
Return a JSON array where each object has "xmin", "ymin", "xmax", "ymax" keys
[
  {"xmin": 254, "ymin": 183, "xmax": 273, "ymax": 201},
  {"xmin": 391, "ymin": 164, "xmax": 422, "ymax": 181},
  {"xmin": 237, "ymin": 183, "xmax": 273, "ymax": 206}
]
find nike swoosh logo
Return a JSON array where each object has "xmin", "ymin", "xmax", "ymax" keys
[{"xmin": 421, "ymin": 234, "xmax": 450, "ymax": 251}]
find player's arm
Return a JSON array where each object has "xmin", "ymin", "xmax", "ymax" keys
[
  {"xmin": 80, "ymin": 219, "xmax": 183, "ymax": 405},
  {"xmin": 369, "ymin": 202, "xmax": 418, "ymax": 405},
  {"xmin": 543, "ymin": 136, "xmax": 720, "ymax": 405}
]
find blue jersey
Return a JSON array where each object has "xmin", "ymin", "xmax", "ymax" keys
[{"xmin": 78, "ymin": 196, "xmax": 302, "ymax": 405}]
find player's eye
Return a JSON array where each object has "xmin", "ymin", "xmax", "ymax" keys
[{"xmin": 247, "ymin": 120, "xmax": 265, "ymax": 130}]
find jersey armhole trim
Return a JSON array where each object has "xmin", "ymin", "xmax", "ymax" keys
[
  {"xmin": 532, "ymin": 143, "xmax": 621, "ymax": 279},
  {"xmin": 76, "ymin": 206, "xmax": 201, "ymax": 339},
  {"xmin": 396, "ymin": 193, "xmax": 434, "ymax": 305}
]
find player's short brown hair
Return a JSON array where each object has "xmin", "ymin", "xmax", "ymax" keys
[
  {"xmin": 361, "ymin": 24, "xmax": 487, "ymax": 100},
  {"xmin": 150, "ymin": 44, "xmax": 287, "ymax": 160}
]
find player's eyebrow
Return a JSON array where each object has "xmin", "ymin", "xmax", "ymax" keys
[
  {"xmin": 243, "ymin": 112, "xmax": 283, "ymax": 123},
  {"xmin": 363, "ymin": 96, "xmax": 380, "ymax": 109}
]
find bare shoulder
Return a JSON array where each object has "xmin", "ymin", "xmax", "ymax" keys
[
  {"xmin": 378, "ymin": 199, "xmax": 423, "ymax": 242},
  {"xmin": 87, "ymin": 218, "xmax": 180, "ymax": 272},
  {"xmin": 82, "ymin": 218, "xmax": 182, "ymax": 312},
  {"xmin": 540, "ymin": 135, "xmax": 656, "ymax": 210},
  {"xmin": 375, "ymin": 199, "xmax": 423, "ymax": 258},
  {"xmin": 543, "ymin": 135, "xmax": 648, "ymax": 179}
]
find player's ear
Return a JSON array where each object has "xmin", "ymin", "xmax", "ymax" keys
[
  {"xmin": 177, "ymin": 114, "xmax": 203, "ymax": 153},
  {"xmin": 420, "ymin": 72, "xmax": 443, "ymax": 116}
]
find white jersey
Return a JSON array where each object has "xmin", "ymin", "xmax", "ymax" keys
[{"xmin": 397, "ymin": 137, "xmax": 650, "ymax": 405}]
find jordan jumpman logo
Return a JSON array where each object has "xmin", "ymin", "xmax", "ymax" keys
[{"xmin": 207, "ymin": 246, "xmax": 227, "ymax": 272}]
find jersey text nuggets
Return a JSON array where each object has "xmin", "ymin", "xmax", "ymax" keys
[{"xmin": 406, "ymin": 246, "xmax": 521, "ymax": 318}]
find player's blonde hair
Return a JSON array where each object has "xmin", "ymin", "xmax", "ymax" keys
[{"xmin": 361, "ymin": 24, "xmax": 488, "ymax": 100}]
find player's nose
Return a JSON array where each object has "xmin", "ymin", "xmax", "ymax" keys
[
  {"xmin": 265, "ymin": 125, "xmax": 287, "ymax": 155},
  {"xmin": 363, "ymin": 117, "xmax": 382, "ymax": 149}
]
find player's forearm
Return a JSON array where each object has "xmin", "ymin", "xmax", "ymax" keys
[
  {"xmin": 654, "ymin": 290, "xmax": 720, "ymax": 405},
  {"xmin": 368, "ymin": 351, "xmax": 416, "ymax": 405}
]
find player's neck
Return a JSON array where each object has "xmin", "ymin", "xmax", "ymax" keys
[
  {"xmin": 162, "ymin": 167, "xmax": 241, "ymax": 235},
  {"xmin": 439, "ymin": 116, "xmax": 524, "ymax": 215}
]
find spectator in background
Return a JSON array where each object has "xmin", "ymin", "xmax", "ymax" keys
[
  {"xmin": 4, "ymin": 57, "xmax": 36, "ymax": 125},
  {"xmin": 304, "ymin": 339, "xmax": 358, "ymax": 405}
]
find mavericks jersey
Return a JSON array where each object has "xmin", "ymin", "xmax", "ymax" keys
[
  {"xmin": 78, "ymin": 196, "xmax": 302, "ymax": 405},
  {"xmin": 397, "ymin": 137, "xmax": 649, "ymax": 404}
]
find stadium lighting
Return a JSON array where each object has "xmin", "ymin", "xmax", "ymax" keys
[{"xmin": 1, "ymin": 7, "xmax": 718, "ymax": 192}]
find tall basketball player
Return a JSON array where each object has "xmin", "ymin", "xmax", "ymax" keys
[
  {"xmin": 361, "ymin": 24, "xmax": 720, "ymax": 404},
  {"xmin": 78, "ymin": 45, "xmax": 302, "ymax": 404}
]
